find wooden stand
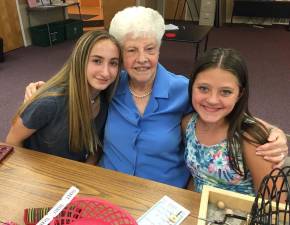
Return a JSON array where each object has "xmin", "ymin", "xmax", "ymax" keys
[
  {"xmin": 198, "ymin": 185, "xmax": 255, "ymax": 225},
  {"xmin": 198, "ymin": 185, "xmax": 288, "ymax": 225}
]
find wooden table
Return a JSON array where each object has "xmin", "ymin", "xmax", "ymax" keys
[
  {"xmin": 163, "ymin": 25, "xmax": 212, "ymax": 60},
  {"xmin": 0, "ymin": 143, "xmax": 201, "ymax": 224}
]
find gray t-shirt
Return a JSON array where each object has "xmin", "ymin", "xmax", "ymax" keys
[{"xmin": 21, "ymin": 93, "xmax": 108, "ymax": 161}]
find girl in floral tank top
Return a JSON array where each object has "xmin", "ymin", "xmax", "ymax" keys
[
  {"xmin": 182, "ymin": 48, "xmax": 284, "ymax": 197},
  {"xmin": 184, "ymin": 113, "xmax": 255, "ymax": 195}
]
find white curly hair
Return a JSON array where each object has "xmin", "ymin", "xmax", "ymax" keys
[{"xmin": 109, "ymin": 6, "xmax": 165, "ymax": 46}]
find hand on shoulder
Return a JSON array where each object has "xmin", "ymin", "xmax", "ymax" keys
[
  {"xmin": 256, "ymin": 127, "xmax": 288, "ymax": 168},
  {"xmin": 24, "ymin": 81, "xmax": 45, "ymax": 102}
]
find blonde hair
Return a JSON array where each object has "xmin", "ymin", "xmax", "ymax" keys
[{"xmin": 15, "ymin": 31, "xmax": 121, "ymax": 155}]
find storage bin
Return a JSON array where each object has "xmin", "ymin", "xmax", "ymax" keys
[
  {"xmin": 29, "ymin": 21, "xmax": 65, "ymax": 47},
  {"xmin": 30, "ymin": 24, "xmax": 50, "ymax": 47},
  {"xmin": 64, "ymin": 19, "xmax": 83, "ymax": 40},
  {"xmin": 49, "ymin": 21, "xmax": 65, "ymax": 44}
]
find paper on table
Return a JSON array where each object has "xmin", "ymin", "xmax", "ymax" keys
[
  {"xmin": 165, "ymin": 24, "xmax": 179, "ymax": 30},
  {"xmin": 137, "ymin": 196, "xmax": 190, "ymax": 225}
]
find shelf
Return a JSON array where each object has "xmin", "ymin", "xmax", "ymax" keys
[{"xmin": 232, "ymin": 0, "xmax": 290, "ymax": 24}]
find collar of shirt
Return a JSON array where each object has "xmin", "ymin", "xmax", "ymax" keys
[{"xmin": 115, "ymin": 63, "xmax": 170, "ymax": 99}]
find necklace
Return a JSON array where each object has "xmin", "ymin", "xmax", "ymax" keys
[
  {"xmin": 128, "ymin": 85, "xmax": 152, "ymax": 98},
  {"xmin": 90, "ymin": 95, "xmax": 99, "ymax": 104}
]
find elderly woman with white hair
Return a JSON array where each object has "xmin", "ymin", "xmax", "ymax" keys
[
  {"xmin": 24, "ymin": 6, "xmax": 288, "ymax": 188},
  {"xmin": 99, "ymin": 6, "xmax": 192, "ymax": 187},
  {"xmin": 99, "ymin": 6, "xmax": 288, "ymax": 187}
]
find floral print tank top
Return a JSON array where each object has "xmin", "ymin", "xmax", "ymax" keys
[{"xmin": 184, "ymin": 113, "xmax": 255, "ymax": 195}]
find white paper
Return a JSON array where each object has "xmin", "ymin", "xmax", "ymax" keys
[
  {"xmin": 36, "ymin": 186, "xmax": 79, "ymax": 225},
  {"xmin": 137, "ymin": 196, "xmax": 190, "ymax": 225},
  {"xmin": 165, "ymin": 24, "xmax": 179, "ymax": 30}
]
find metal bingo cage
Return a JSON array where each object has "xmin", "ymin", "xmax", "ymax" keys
[
  {"xmin": 211, "ymin": 166, "xmax": 290, "ymax": 225},
  {"xmin": 249, "ymin": 166, "xmax": 290, "ymax": 225}
]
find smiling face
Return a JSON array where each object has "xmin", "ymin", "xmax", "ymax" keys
[
  {"xmin": 86, "ymin": 39, "xmax": 120, "ymax": 95},
  {"xmin": 192, "ymin": 68, "xmax": 241, "ymax": 125},
  {"xmin": 122, "ymin": 35, "xmax": 159, "ymax": 86}
]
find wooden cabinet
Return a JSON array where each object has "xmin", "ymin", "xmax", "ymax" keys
[
  {"xmin": 102, "ymin": 0, "xmax": 193, "ymax": 30},
  {"xmin": 102, "ymin": 0, "xmax": 135, "ymax": 29},
  {"xmin": 78, "ymin": 0, "xmax": 101, "ymax": 7},
  {"xmin": 164, "ymin": 0, "xmax": 186, "ymax": 20},
  {"xmin": 0, "ymin": 0, "xmax": 24, "ymax": 52}
]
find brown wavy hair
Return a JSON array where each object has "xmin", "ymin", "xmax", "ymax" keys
[{"xmin": 188, "ymin": 48, "xmax": 270, "ymax": 177}]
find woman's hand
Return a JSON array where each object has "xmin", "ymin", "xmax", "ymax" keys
[
  {"xmin": 24, "ymin": 81, "xmax": 45, "ymax": 102},
  {"xmin": 256, "ymin": 127, "xmax": 288, "ymax": 168}
]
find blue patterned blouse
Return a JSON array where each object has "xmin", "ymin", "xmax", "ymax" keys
[{"xmin": 184, "ymin": 113, "xmax": 255, "ymax": 195}]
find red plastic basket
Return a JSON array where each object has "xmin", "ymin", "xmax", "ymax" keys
[{"xmin": 50, "ymin": 197, "xmax": 138, "ymax": 225}]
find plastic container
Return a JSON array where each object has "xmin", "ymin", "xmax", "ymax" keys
[
  {"xmin": 64, "ymin": 19, "xmax": 83, "ymax": 40},
  {"xmin": 49, "ymin": 21, "xmax": 65, "ymax": 44},
  {"xmin": 29, "ymin": 24, "xmax": 50, "ymax": 47},
  {"xmin": 50, "ymin": 197, "xmax": 138, "ymax": 225},
  {"xmin": 29, "ymin": 21, "xmax": 65, "ymax": 47}
]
